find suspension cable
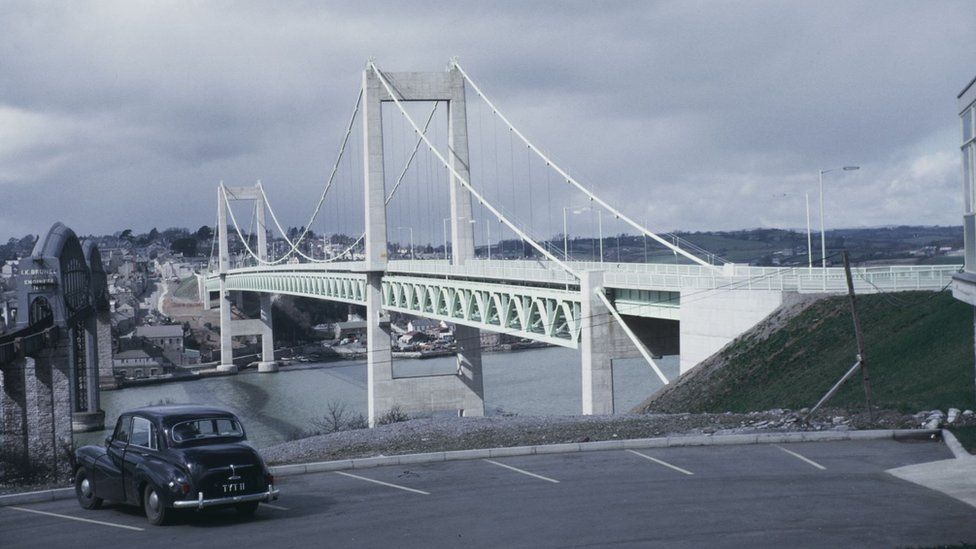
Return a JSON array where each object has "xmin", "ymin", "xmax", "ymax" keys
[
  {"xmin": 256, "ymin": 90, "xmax": 363, "ymax": 262},
  {"xmin": 451, "ymin": 60, "xmax": 719, "ymax": 269}
]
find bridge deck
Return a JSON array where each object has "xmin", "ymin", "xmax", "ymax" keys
[{"xmin": 206, "ymin": 260, "xmax": 958, "ymax": 348}]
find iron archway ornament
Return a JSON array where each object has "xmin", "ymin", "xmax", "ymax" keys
[{"xmin": 15, "ymin": 222, "xmax": 101, "ymax": 332}]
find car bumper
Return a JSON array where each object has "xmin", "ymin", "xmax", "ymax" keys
[{"xmin": 172, "ymin": 485, "xmax": 280, "ymax": 510}]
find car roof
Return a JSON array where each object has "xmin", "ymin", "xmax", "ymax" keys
[{"xmin": 125, "ymin": 405, "xmax": 239, "ymax": 425}]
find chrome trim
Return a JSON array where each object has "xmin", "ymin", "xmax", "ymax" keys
[{"xmin": 173, "ymin": 486, "xmax": 280, "ymax": 510}]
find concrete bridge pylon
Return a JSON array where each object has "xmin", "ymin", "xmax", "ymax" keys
[
  {"xmin": 216, "ymin": 183, "xmax": 276, "ymax": 373},
  {"xmin": 362, "ymin": 66, "xmax": 485, "ymax": 426}
]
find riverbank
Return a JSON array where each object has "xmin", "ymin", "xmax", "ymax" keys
[{"xmin": 103, "ymin": 340, "xmax": 558, "ymax": 391}]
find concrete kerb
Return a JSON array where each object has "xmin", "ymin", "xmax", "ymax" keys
[
  {"xmin": 0, "ymin": 428, "xmax": 942, "ymax": 507},
  {"xmin": 941, "ymin": 428, "xmax": 973, "ymax": 460},
  {"xmin": 0, "ymin": 487, "xmax": 72, "ymax": 507}
]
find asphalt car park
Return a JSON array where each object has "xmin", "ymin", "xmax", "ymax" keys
[{"xmin": 1, "ymin": 439, "xmax": 974, "ymax": 548}]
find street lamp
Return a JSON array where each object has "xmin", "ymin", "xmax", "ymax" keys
[
  {"xmin": 818, "ymin": 166, "xmax": 860, "ymax": 269},
  {"xmin": 805, "ymin": 192, "xmax": 812, "ymax": 269},
  {"xmin": 442, "ymin": 217, "xmax": 476, "ymax": 262},
  {"xmin": 643, "ymin": 218, "xmax": 648, "ymax": 263},
  {"xmin": 563, "ymin": 206, "xmax": 603, "ymax": 263},
  {"xmin": 395, "ymin": 227, "xmax": 414, "ymax": 259},
  {"xmin": 485, "ymin": 219, "xmax": 492, "ymax": 261},
  {"xmin": 771, "ymin": 192, "xmax": 815, "ymax": 268}
]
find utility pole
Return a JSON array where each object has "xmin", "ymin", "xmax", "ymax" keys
[
  {"xmin": 804, "ymin": 251, "xmax": 874, "ymax": 423},
  {"xmin": 843, "ymin": 251, "xmax": 873, "ymax": 422}
]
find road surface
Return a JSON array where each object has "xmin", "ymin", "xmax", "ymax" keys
[{"xmin": 1, "ymin": 439, "xmax": 973, "ymax": 548}]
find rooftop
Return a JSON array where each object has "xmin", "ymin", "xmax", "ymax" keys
[
  {"xmin": 136, "ymin": 324, "xmax": 183, "ymax": 338},
  {"xmin": 115, "ymin": 349, "xmax": 152, "ymax": 360}
]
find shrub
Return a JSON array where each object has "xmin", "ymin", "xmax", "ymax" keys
[
  {"xmin": 310, "ymin": 401, "xmax": 370, "ymax": 433},
  {"xmin": 376, "ymin": 405, "xmax": 409, "ymax": 426}
]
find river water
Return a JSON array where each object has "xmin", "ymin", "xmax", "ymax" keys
[{"xmin": 78, "ymin": 348, "xmax": 679, "ymax": 449}]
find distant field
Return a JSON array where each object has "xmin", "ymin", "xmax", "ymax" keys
[
  {"xmin": 642, "ymin": 291, "xmax": 975, "ymax": 414},
  {"xmin": 173, "ymin": 277, "xmax": 199, "ymax": 300}
]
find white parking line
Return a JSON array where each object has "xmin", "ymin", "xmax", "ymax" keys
[
  {"xmin": 7, "ymin": 506, "xmax": 144, "ymax": 531},
  {"xmin": 334, "ymin": 471, "xmax": 430, "ymax": 495},
  {"xmin": 260, "ymin": 503, "xmax": 290, "ymax": 511},
  {"xmin": 484, "ymin": 459, "xmax": 560, "ymax": 483},
  {"xmin": 626, "ymin": 450, "xmax": 694, "ymax": 475},
  {"xmin": 774, "ymin": 445, "xmax": 826, "ymax": 470}
]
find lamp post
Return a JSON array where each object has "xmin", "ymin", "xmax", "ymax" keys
[
  {"xmin": 805, "ymin": 192, "xmax": 812, "ymax": 269},
  {"xmin": 485, "ymin": 219, "xmax": 492, "ymax": 261},
  {"xmin": 818, "ymin": 166, "xmax": 860, "ymax": 269},
  {"xmin": 442, "ymin": 218, "xmax": 449, "ymax": 261},
  {"xmin": 772, "ymin": 192, "xmax": 815, "ymax": 268},
  {"xmin": 395, "ymin": 227, "xmax": 414, "ymax": 259},
  {"xmin": 562, "ymin": 206, "xmax": 603, "ymax": 263},
  {"xmin": 442, "ymin": 217, "xmax": 476, "ymax": 262},
  {"xmin": 643, "ymin": 218, "xmax": 648, "ymax": 263}
]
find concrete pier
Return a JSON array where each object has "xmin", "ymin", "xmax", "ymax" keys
[{"xmin": 580, "ymin": 271, "xmax": 613, "ymax": 415}]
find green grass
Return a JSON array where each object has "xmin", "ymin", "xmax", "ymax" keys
[
  {"xmin": 661, "ymin": 292, "xmax": 975, "ymax": 414},
  {"xmin": 173, "ymin": 277, "xmax": 199, "ymax": 300}
]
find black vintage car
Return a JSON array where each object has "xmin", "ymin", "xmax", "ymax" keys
[{"xmin": 73, "ymin": 405, "xmax": 279, "ymax": 525}]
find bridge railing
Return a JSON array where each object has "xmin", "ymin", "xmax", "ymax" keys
[
  {"xmin": 387, "ymin": 260, "xmax": 578, "ymax": 284},
  {"xmin": 216, "ymin": 258, "xmax": 960, "ymax": 295},
  {"xmin": 603, "ymin": 263, "xmax": 960, "ymax": 294}
]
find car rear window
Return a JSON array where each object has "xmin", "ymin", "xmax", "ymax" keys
[{"xmin": 171, "ymin": 418, "xmax": 243, "ymax": 442}]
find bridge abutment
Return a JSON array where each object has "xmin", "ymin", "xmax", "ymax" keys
[{"xmin": 678, "ymin": 288, "xmax": 786, "ymax": 374}]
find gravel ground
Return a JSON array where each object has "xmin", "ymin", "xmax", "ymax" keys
[{"xmin": 260, "ymin": 407, "xmax": 933, "ymax": 465}]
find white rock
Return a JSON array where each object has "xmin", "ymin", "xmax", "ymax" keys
[
  {"xmin": 924, "ymin": 418, "xmax": 941, "ymax": 430},
  {"xmin": 948, "ymin": 408, "xmax": 961, "ymax": 424},
  {"xmin": 926, "ymin": 410, "xmax": 945, "ymax": 422},
  {"xmin": 964, "ymin": 410, "xmax": 974, "ymax": 417},
  {"xmin": 832, "ymin": 416, "xmax": 845, "ymax": 425}
]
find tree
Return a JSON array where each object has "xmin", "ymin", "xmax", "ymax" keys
[
  {"xmin": 120, "ymin": 229, "xmax": 133, "ymax": 241},
  {"xmin": 170, "ymin": 237, "xmax": 198, "ymax": 257},
  {"xmin": 195, "ymin": 226, "xmax": 213, "ymax": 241},
  {"xmin": 148, "ymin": 227, "xmax": 160, "ymax": 241}
]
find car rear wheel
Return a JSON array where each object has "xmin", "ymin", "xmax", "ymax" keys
[
  {"xmin": 235, "ymin": 501, "xmax": 260, "ymax": 516},
  {"xmin": 74, "ymin": 468, "xmax": 102, "ymax": 510},
  {"xmin": 144, "ymin": 485, "xmax": 170, "ymax": 526}
]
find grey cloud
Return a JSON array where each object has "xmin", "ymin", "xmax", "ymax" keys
[{"xmin": 0, "ymin": 0, "xmax": 974, "ymax": 240}]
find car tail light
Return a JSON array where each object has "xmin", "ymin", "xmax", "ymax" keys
[
  {"xmin": 181, "ymin": 482, "xmax": 190, "ymax": 495},
  {"xmin": 266, "ymin": 474, "xmax": 274, "ymax": 486}
]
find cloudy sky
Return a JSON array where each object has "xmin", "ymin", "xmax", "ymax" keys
[{"xmin": 2, "ymin": 0, "xmax": 975, "ymax": 242}]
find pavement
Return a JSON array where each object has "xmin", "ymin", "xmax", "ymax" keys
[{"xmin": 1, "ymin": 438, "xmax": 973, "ymax": 548}]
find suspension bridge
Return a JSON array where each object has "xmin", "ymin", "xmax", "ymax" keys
[{"xmin": 202, "ymin": 59, "xmax": 958, "ymax": 425}]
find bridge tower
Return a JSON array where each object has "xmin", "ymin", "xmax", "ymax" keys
[
  {"xmin": 362, "ymin": 64, "xmax": 485, "ymax": 425},
  {"xmin": 216, "ymin": 183, "xmax": 277, "ymax": 373}
]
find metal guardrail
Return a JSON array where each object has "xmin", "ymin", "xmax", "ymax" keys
[{"xmin": 387, "ymin": 259, "xmax": 959, "ymax": 294}]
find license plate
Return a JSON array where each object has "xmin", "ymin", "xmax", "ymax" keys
[{"xmin": 222, "ymin": 482, "xmax": 246, "ymax": 494}]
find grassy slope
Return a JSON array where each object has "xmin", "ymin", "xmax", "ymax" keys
[
  {"xmin": 173, "ymin": 277, "xmax": 199, "ymax": 300},
  {"xmin": 645, "ymin": 292, "xmax": 975, "ymax": 414}
]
